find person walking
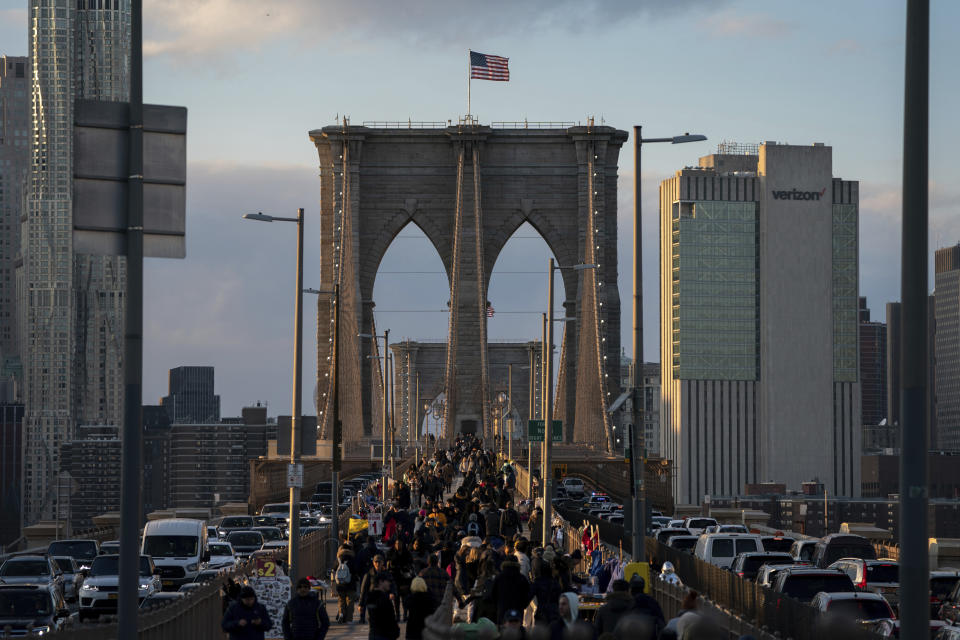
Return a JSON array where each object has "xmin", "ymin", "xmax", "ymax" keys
[
  {"xmin": 499, "ymin": 501, "xmax": 521, "ymax": 539},
  {"xmin": 335, "ymin": 542, "xmax": 358, "ymax": 623},
  {"xmin": 490, "ymin": 558, "xmax": 532, "ymax": 624},
  {"xmin": 359, "ymin": 555, "xmax": 396, "ymax": 624},
  {"xmin": 593, "ymin": 579, "xmax": 635, "ymax": 636},
  {"xmin": 282, "ymin": 577, "xmax": 330, "ymax": 640},
  {"xmin": 366, "ymin": 573, "xmax": 401, "ymax": 640},
  {"xmin": 222, "ymin": 585, "xmax": 273, "ymax": 640},
  {"xmin": 404, "ymin": 577, "xmax": 436, "ymax": 640}
]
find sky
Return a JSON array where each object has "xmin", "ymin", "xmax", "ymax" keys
[{"xmin": 1, "ymin": 0, "xmax": 958, "ymax": 417}]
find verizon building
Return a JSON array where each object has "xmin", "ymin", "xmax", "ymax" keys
[{"xmin": 660, "ymin": 142, "xmax": 861, "ymax": 504}]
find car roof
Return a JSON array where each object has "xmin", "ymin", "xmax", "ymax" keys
[
  {"xmin": 818, "ymin": 591, "xmax": 888, "ymax": 601},
  {"xmin": 738, "ymin": 551, "xmax": 793, "ymax": 557},
  {"xmin": 820, "ymin": 533, "xmax": 869, "ymax": 543},
  {"xmin": 5, "ymin": 554, "xmax": 48, "ymax": 561}
]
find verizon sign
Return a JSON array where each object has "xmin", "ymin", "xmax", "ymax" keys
[{"xmin": 772, "ymin": 187, "xmax": 826, "ymax": 201}]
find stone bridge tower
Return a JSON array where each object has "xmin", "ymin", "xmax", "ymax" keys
[{"xmin": 310, "ymin": 123, "xmax": 627, "ymax": 451}]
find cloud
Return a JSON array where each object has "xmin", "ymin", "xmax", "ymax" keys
[
  {"xmin": 698, "ymin": 11, "xmax": 792, "ymax": 38},
  {"xmin": 144, "ymin": 0, "xmax": 723, "ymax": 59}
]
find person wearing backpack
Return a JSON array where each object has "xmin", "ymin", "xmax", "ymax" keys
[
  {"xmin": 499, "ymin": 501, "xmax": 520, "ymax": 538},
  {"xmin": 335, "ymin": 542, "xmax": 357, "ymax": 623},
  {"xmin": 465, "ymin": 513, "xmax": 481, "ymax": 537}
]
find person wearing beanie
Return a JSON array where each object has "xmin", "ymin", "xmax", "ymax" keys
[
  {"xmin": 404, "ymin": 577, "xmax": 436, "ymax": 640},
  {"xmin": 282, "ymin": 577, "xmax": 330, "ymax": 640},
  {"xmin": 222, "ymin": 585, "xmax": 273, "ymax": 640},
  {"xmin": 490, "ymin": 558, "xmax": 532, "ymax": 624}
]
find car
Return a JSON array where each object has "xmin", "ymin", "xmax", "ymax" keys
[
  {"xmin": 761, "ymin": 535, "xmax": 795, "ymax": 553},
  {"xmin": 299, "ymin": 517, "xmax": 322, "ymax": 529},
  {"xmin": 811, "ymin": 590, "xmax": 895, "ymax": 623},
  {"xmin": 178, "ymin": 582, "xmax": 201, "ymax": 593},
  {"xmin": 194, "ymin": 568, "xmax": 226, "ymax": 583},
  {"xmin": 705, "ymin": 524, "xmax": 749, "ymax": 534},
  {"xmin": 252, "ymin": 526, "xmax": 285, "ymax": 543},
  {"xmin": 667, "ymin": 536, "xmax": 699, "ymax": 554},
  {"xmin": 932, "ymin": 570, "xmax": 960, "ymax": 620},
  {"xmin": 770, "ymin": 567, "xmax": 856, "ymax": 604},
  {"xmin": 730, "ymin": 552, "xmax": 794, "ymax": 581},
  {"xmin": 216, "ymin": 515, "xmax": 255, "ymax": 540},
  {"xmin": 99, "ymin": 540, "xmax": 120, "ymax": 555},
  {"xmin": 263, "ymin": 540, "xmax": 289, "ymax": 551},
  {"xmin": 682, "ymin": 517, "xmax": 719, "ymax": 536},
  {"xmin": 607, "ymin": 515, "xmax": 624, "ymax": 526},
  {"xmin": 789, "ymin": 539, "xmax": 819, "ymax": 565},
  {"xmin": 560, "ymin": 477, "xmax": 586, "ymax": 498},
  {"xmin": 655, "ymin": 528, "xmax": 692, "ymax": 546},
  {"xmin": 650, "ymin": 516, "xmax": 672, "ymax": 528},
  {"xmin": 694, "ymin": 533, "xmax": 763, "ymax": 570},
  {"xmin": 939, "ymin": 573, "xmax": 960, "ymax": 624},
  {"xmin": 667, "ymin": 519, "xmax": 686, "ymax": 529},
  {"xmin": 0, "ymin": 583, "xmax": 70, "ymax": 636},
  {"xmin": 46, "ymin": 539, "xmax": 100, "ymax": 567},
  {"xmin": 935, "ymin": 625, "xmax": 960, "ymax": 640},
  {"xmin": 207, "ymin": 525, "xmax": 219, "ymax": 540},
  {"xmin": 756, "ymin": 563, "xmax": 796, "ymax": 588},
  {"xmin": 812, "ymin": 533, "xmax": 877, "ymax": 569},
  {"xmin": 204, "ymin": 541, "xmax": 237, "ymax": 569},
  {"xmin": 139, "ymin": 591, "xmax": 186, "ymax": 609},
  {"xmin": 0, "ymin": 555, "xmax": 64, "ymax": 601},
  {"xmin": 583, "ymin": 493, "xmax": 612, "ymax": 509},
  {"xmin": 51, "ymin": 555, "xmax": 84, "ymax": 602},
  {"xmin": 828, "ymin": 558, "xmax": 899, "ymax": 609},
  {"xmin": 600, "ymin": 509, "xmax": 623, "ymax": 522},
  {"xmin": 226, "ymin": 531, "xmax": 264, "ymax": 559},
  {"xmin": 78, "ymin": 554, "xmax": 161, "ymax": 621}
]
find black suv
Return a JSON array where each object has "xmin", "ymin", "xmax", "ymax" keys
[
  {"xmin": 812, "ymin": 534, "xmax": 877, "ymax": 569},
  {"xmin": 730, "ymin": 552, "xmax": 794, "ymax": 581},
  {"xmin": 771, "ymin": 566, "xmax": 856, "ymax": 603},
  {"xmin": 0, "ymin": 583, "xmax": 70, "ymax": 635}
]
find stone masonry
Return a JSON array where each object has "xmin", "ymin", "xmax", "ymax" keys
[{"xmin": 309, "ymin": 124, "xmax": 627, "ymax": 450}]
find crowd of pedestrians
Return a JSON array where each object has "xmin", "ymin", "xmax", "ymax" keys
[{"xmin": 223, "ymin": 435, "xmax": 731, "ymax": 640}]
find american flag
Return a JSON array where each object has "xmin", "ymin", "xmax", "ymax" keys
[
  {"xmin": 470, "ymin": 51, "xmax": 509, "ymax": 81},
  {"xmin": 486, "ymin": 304, "xmax": 495, "ymax": 318}
]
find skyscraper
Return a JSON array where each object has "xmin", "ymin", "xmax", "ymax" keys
[
  {"xmin": 935, "ymin": 244, "xmax": 960, "ymax": 451},
  {"xmin": 859, "ymin": 298, "xmax": 889, "ymax": 449},
  {"xmin": 660, "ymin": 141, "xmax": 861, "ymax": 504},
  {"xmin": 160, "ymin": 366, "xmax": 220, "ymax": 424},
  {"xmin": 19, "ymin": 1, "xmax": 130, "ymax": 524},
  {"xmin": 0, "ymin": 56, "xmax": 29, "ymax": 395}
]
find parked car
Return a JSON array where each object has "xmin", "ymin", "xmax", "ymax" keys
[
  {"xmin": 694, "ymin": 533, "xmax": 763, "ymax": 570},
  {"xmin": 0, "ymin": 555, "xmax": 64, "ymax": 601},
  {"xmin": 78, "ymin": 554, "xmax": 161, "ymax": 621},
  {"xmin": 811, "ymin": 590, "xmax": 895, "ymax": 624},
  {"xmin": 789, "ymin": 539, "xmax": 819, "ymax": 565},
  {"xmin": 51, "ymin": 555, "xmax": 84, "ymax": 602},
  {"xmin": 683, "ymin": 517, "xmax": 719, "ymax": 536},
  {"xmin": 828, "ymin": 558, "xmax": 899, "ymax": 609},
  {"xmin": 730, "ymin": 552, "xmax": 794, "ymax": 581},
  {"xmin": 46, "ymin": 539, "xmax": 100, "ymax": 567},
  {"xmin": 100, "ymin": 540, "xmax": 120, "ymax": 555},
  {"xmin": 770, "ymin": 567, "xmax": 856, "ymax": 604},
  {"xmin": 932, "ymin": 570, "xmax": 960, "ymax": 620},
  {"xmin": 0, "ymin": 583, "xmax": 70, "ymax": 636},
  {"xmin": 812, "ymin": 534, "xmax": 877, "ymax": 569}
]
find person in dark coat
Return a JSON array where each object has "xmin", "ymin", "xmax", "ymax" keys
[
  {"xmin": 404, "ymin": 577, "xmax": 436, "ymax": 640},
  {"xmin": 593, "ymin": 579, "xmax": 635, "ymax": 636},
  {"xmin": 359, "ymin": 555, "xmax": 396, "ymax": 624},
  {"xmin": 489, "ymin": 559, "xmax": 532, "ymax": 624},
  {"xmin": 530, "ymin": 558, "xmax": 562, "ymax": 624},
  {"xmin": 387, "ymin": 539, "xmax": 415, "ymax": 621},
  {"xmin": 499, "ymin": 501, "xmax": 521, "ymax": 538},
  {"xmin": 355, "ymin": 537, "xmax": 379, "ymax": 578},
  {"xmin": 282, "ymin": 577, "xmax": 330, "ymax": 640},
  {"xmin": 222, "ymin": 585, "xmax": 273, "ymax": 640},
  {"xmin": 366, "ymin": 573, "xmax": 400, "ymax": 640},
  {"xmin": 629, "ymin": 576, "xmax": 665, "ymax": 633}
]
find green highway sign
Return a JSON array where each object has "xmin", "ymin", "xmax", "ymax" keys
[{"xmin": 528, "ymin": 419, "xmax": 562, "ymax": 442}]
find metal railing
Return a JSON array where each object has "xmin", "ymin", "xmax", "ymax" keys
[
  {"xmin": 45, "ymin": 527, "xmax": 332, "ymax": 639},
  {"xmin": 491, "ymin": 120, "xmax": 578, "ymax": 129},
  {"xmin": 361, "ymin": 120, "xmax": 448, "ymax": 128}
]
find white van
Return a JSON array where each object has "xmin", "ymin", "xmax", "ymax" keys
[
  {"xmin": 694, "ymin": 533, "xmax": 763, "ymax": 570},
  {"xmin": 141, "ymin": 518, "xmax": 208, "ymax": 590}
]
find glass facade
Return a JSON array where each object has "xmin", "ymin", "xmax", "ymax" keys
[
  {"xmin": 671, "ymin": 201, "xmax": 759, "ymax": 380},
  {"xmin": 832, "ymin": 204, "xmax": 858, "ymax": 382}
]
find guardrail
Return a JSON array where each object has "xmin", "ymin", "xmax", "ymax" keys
[{"xmin": 46, "ymin": 527, "xmax": 331, "ymax": 639}]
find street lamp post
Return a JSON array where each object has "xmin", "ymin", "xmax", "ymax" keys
[
  {"xmin": 242, "ymin": 208, "xmax": 305, "ymax": 580},
  {"xmin": 542, "ymin": 260, "xmax": 596, "ymax": 546},
  {"xmin": 631, "ymin": 127, "xmax": 706, "ymax": 561}
]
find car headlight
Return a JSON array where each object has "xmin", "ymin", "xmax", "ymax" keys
[
  {"xmin": 186, "ymin": 563, "xmax": 198, "ymax": 572},
  {"xmin": 80, "ymin": 584, "xmax": 98, "ymax": 592},
  {"xmin": 138, "ymin": 583, "xmax": 150, "ymax": 591},
  {"xmin": 31, "ymin": 626, "xmax": 50, "ymax": 636}
]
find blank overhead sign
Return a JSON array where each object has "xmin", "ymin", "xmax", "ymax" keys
[{"xmin": 73, "ymin": 99, "xmax": 187, "ymax": 258}]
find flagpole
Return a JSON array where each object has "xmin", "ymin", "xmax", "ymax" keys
[{"xmin": 467, "ymin": 50, "xmax": 471, "ymax": 119}]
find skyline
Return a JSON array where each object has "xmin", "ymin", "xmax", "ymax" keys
[{"xmin": 2, "ymin": 0, "xmax": 958, "ymax": 416}]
